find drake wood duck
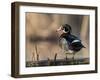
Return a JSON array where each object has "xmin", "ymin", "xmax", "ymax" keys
[{"xmin": 56, "ymin": 24, "xmax": 85, "ymax": 60}]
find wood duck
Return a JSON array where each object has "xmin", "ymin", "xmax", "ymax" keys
[{"xmin": 56, "ymin": 24, "xmax": 85, "ymax": 61}]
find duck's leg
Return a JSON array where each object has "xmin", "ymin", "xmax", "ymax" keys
[
  {"xmin": 72, "ymin": 53, "xmax": 76, "ymax": 64},
  {"xmin": 65, "ymin": 54, "xmax": 68, "ymax": 61},
  {"xmin": 64, "ymin": 53, "xmax": 68, "ymax": 65},
  {"xmin": 64, "ymin": 51, "xmax": 68, "ymax": 64}
]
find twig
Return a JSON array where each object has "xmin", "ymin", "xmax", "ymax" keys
[
  {"xmin": 35, "ymin": 43, "xmax": 38, "ymax": 55},
  {"xmin": 32, "ymin": 52, "xmax": 35, "ymax": 62},
  {"xmin": 54, "ymin": 53, "xmax": 57, "ymax": 65},
  {"xmin": 34, "ymin": 43, "xmax": 39, "ymax": 66},
  {"xmin": 32, "ymin": 52, "xmax": 36, "ymax": 66},
  {"xmin": 37, "ymin": 54, "xmax": 39, "ymax": 61},
  {"xmin": 47, "ymin": 58, "xmax": 51, "ymax": 66}
]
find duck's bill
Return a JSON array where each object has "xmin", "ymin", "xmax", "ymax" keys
[
  {"xmin": 56, "ymin": 26, "xmax": 69, "ymax": 33},
  {"xmin": 56, "ymin": 26, "xmax": 62, "ymax": 32}
]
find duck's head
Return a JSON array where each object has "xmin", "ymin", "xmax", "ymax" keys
[{"xmin": 56, "ymin": 24, "xmax": 72, "ymax": 34}]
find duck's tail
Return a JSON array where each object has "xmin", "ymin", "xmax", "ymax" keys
[{"xmin": 82, "ymin": 44, "xmax": 86, "ymax": 48}]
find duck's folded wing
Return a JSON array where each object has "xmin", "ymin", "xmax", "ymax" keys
[{"xmin": 71, "ymin": 40, "xmax": 84, "ymax": 51}]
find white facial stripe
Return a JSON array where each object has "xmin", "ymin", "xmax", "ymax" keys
[
  {"xmin": 62, "ymin": 30, "xmax": 66, "ymax": 33},
  {"xmin": 63, "ymin": 30, "xmax": 69, "ymax": 33}
]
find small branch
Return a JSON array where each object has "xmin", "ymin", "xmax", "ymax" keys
[
  {"xmin": 34, "ymin": 43, "xmax": 39, "ymax": 66},
  {"xmin": 32, "ymin": 52, "xmax": 35, "ymax": 62},
  {"xmin": 37, "ymin": 54, "xmax": 39, "ymax": 61},
  {"xmin": 54, "ymin": 53, "xmax": 57, "ymax": 65},
  {"xmin": 35, "ymin": 43, "xmax": 38, "ymax": 55},
  {"xmin": 47, "ymin": 58, "xmax": 51, "ymax": 66},
  {"xmin": 32, "ymin": 52, "xmax": 36, "ymax": 66}
]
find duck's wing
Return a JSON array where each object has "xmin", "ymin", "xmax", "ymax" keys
[{"xmin": 71, "ymin": 41, "xmax": 85, "ymax": 51}]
